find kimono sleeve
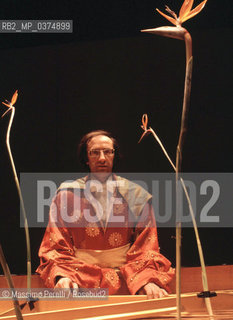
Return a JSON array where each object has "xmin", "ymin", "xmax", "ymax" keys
[
  {"xmin": 36, "ymin": 190, "xmax": 81, "ymax": 287},
  {"xmin": 120, "ymin": 201, "xmax": 175, "ymax": 295},
  {"xmin": 36, "ymin": 189, "xmax": 109, "ymax": 290}
]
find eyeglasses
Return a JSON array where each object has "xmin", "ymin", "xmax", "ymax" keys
[{"xmin": 88, "ymin": 148, "xmax": 115, "ymax": 158}]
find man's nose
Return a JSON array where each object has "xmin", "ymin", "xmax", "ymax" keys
[{"xmin": 98, "ymin": 150, "xmax": 106, "ymax": 161}]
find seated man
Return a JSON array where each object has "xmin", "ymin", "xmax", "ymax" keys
[{"xmin": 36, "ymin": 130, "xmax": 174, "ymax": 298}]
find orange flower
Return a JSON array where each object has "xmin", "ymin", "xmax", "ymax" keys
[
  {"xmin": 10, "ymin": 90, "xmax": 18, "ymax": 106},
  {"xmin": 141, "ymin": 113, "xmax": 148, "ymax": 132},
  {"xmin": 156, "ymin": 0, "xmax": 208, "ymax": 27},
  {"xmin": 138, "ymin": 114, "xmax": 152, "ymax": 143},
  {"xmin": 2, "ymin": 90, "xmax": 18, "ymax": 118},
  {"xmin": 2, "ymin": 90, "xmax": 18, "ymax": 108}
]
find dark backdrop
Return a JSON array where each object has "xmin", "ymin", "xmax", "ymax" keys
[{"xmin": 0, "ymin": 0, "xmax": 232, "ymax": 275}]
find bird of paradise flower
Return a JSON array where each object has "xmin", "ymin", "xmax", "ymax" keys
[
  {"xmin": 140, "ymin": 1, "xmax": 213, "ymax": 319},
  {"xmin": 156, "ymin": 0, "xmax": 208, "ymax": 27},
  {"xmin": 1, "ymin": 91, "xmax": 32, "ymax": 293}
]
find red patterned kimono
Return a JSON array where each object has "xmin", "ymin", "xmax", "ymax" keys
[{"xmin": 36, "ymin": 175, "xmax": 174, "ymax": 294}]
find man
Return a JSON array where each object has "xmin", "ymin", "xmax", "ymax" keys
[{"xmin": 37, "ymin": 130, "xmax": 174, "ymax": 298}]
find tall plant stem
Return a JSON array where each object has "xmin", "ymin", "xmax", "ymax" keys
[
  {"xmin": 5, "ymin": 107, "xmax": 31, "ymax": 290},
  {"xmin": 176, "ymin": 57, "xmax": 192, "ymax": 320},
  {"xmin": 141, "ymin": 0, "xmax": 210, "ymax": 316},
  {"xmin": 140, "ymin": 27, "xmax": 215, "ymax": 317},
  {"xmin": 147, "ymin": 125, "xmax": 214, "ymax": 319},
  {"xmin": 0, "ymin": 244, "xmax": 23, "ymax": 320},
  {"xmin": 175, "ymin": 31, "xmax": 193, "ymax": 318},
  {"xmin": 175, "ymin": 31, "xmax": 213, "ymax": 319}
]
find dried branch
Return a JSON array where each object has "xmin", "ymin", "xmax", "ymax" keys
[{"xmin": 1, "ymin": 91, "xmax": 32, "ymax": 291}]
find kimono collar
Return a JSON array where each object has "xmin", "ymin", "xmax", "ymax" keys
[{"xmin": 58, "ymin": 174, "xmax": 152, "ymax": 217}]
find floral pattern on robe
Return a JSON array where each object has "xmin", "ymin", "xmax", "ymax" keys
[{"xmin": 36, "ymin": 175, "xmax": 174, "ymax": 295}]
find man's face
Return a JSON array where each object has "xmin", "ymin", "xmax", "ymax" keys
[{"xmin": 87, "ymin": 135, "xmax": 115, "ymax": 178}]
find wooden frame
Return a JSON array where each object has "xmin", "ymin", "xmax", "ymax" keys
[{"xmin": 0, "ymin": 265, "xmax": 232, "ymax": 319}]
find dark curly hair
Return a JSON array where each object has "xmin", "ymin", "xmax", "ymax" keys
[{"xmin": 78, "ymin": 130, "xmax": 120, "ymax": 170}]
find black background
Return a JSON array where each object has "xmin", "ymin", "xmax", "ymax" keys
[{"xmin": 0, "ymin": 0, "xmax": 232, "ymax": 275}]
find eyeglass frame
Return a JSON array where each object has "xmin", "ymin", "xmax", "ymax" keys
[{"xmin": 88, "ymin": 148, "xmax": 115, "ymax": 158}]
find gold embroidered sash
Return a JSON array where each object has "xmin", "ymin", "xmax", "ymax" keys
[{"xmin": 74, "ymin": 243, "xmax": 131, "ymax": 268}]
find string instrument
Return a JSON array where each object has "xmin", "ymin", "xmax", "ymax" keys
[{"xmin": 0, "ymin": 265, "xmax": 232, "ymax": 320}]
